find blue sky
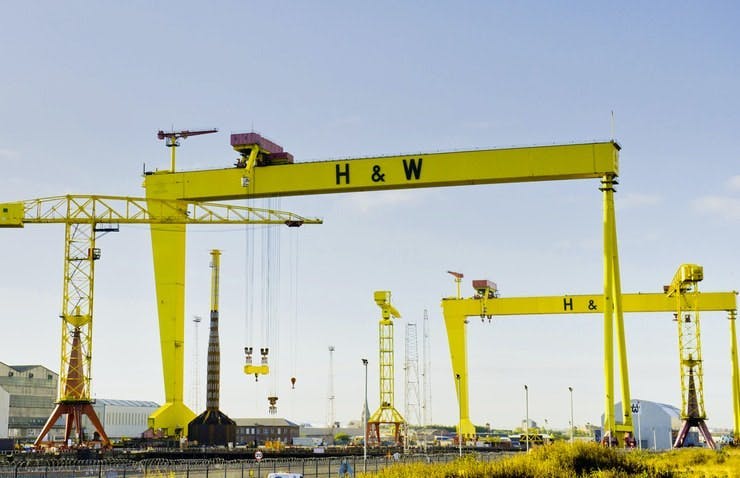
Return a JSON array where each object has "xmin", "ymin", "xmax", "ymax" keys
[{"xmin": 1, "ymin": 1, "xmax": 739, "ymax": 432}]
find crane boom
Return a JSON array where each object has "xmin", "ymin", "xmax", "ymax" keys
[{"xmin": 0, "ymin": 195, "xmax": 321, "ymax": 227}]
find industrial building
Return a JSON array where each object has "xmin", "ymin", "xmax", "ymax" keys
[
  {"xmin": 0, "ymin": 387, "xmax": 8, "ymax": 438},
  {"xmin": 299, "ymin": 424, "xmax": 363, "ymax": 445},
  {"xmin": 82, "ymin": 399, "xmax": 159, "ymax": 441},
  {"xmin": 0, "ymin": 362, "xmax": 62, "ymax": 440},
  {"xmin": 234, "ymin": 418, "xmax": 299, "ymax": 446},
  {"xmin": 603, "ymin": 400, "xmax": 700, "ymax": 450}
]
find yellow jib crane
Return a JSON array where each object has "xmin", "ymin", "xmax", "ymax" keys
[
  {"xmin": 440, "ymin": 266, "xmax": 739, "ymax": 443},
  {"xmin": 143, "ymin": 132, "xmax": 627, "ymax": 437},
  {"xmin": 665, "ymin": 264, "xmax": 714, "ymax": 448},
  {"xmin": 0, "ymin": 195, "xmax": 321, "ymax": 446},
  {"xmin": 367, "ymin": 291, "xmax": 405, "ymax": 446}
]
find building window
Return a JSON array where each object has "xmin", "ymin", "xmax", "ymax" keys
[
  {"xmin": 7, "ymin": 372, "xmax": 13, "ymax": 377},
  {"xmin": 47, "ymin": 374, "xmax": 53, "ymax": 380},
  {"xmin": 28, "ymin": 373, "xmax": 34, "ymax": 378}
]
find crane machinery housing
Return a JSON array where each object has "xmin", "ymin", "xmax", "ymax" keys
[{"xmin": 0, "ymin": 195, "xmax": 321, "ymax": 446}]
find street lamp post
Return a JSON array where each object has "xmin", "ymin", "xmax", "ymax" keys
[
  {"xmin": 362, "ymin": 358, "xmax": 368, "ymax": 472},
  {"xmin": 630, "ymin": 401, "xmax": 642, "ymax": 449},
  {"xmin": 524, "ymin": 384, "xmax": 529, "ymax": 452},
  {"xmin": 568, "ymin": 387, "xmax": 574, "ymax": 444},
  {"xmin": 455, "ymin": 373, "xmax": 462, "ymax": 457}
]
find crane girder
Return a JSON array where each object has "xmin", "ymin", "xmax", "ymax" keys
[
  {"xmin": 0, "ymin": 195, "xmax": 322, "ymax": 227},
  {"xmin": 143, "ymin": 141, "xmax": 620, "ymax": 201},
  {"xmin": 442, "ymin": 291, "xmax": 738, "ymax": 317}
]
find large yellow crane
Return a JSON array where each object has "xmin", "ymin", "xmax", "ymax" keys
[
  {"xmin": 143, "ymin": 132, "xmax": 627, "ymax": 436},
  {"xmin": 0, "ymin": 195, "xmax": 321, "ymax": 445},
  {"xmin": 440, "ymin": 268, "xmax": 739, "ymax": 444}
]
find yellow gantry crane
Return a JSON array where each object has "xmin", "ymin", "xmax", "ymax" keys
[
  {"xmin": 143, "ymin": 132, "xmax": 625, "ymax": 436},
  {"xmin": 0, "ymin": 195, "xmax": 321, "ymax": 446},
  {"xmin": 367, "ymin": 291, "xmax": 405, "ymax": 446},
  {"xmin": 440, "ymin": 266, "xmax": 739, "ymax": 444}
]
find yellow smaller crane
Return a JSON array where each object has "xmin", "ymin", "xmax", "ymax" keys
[
  {"xmin": 367, "ymin": 291, "xmax": 405, "ymax": 446},
  {"xmin": 665, "ymin": 264, "xmax": 715, "ymax": 448}
]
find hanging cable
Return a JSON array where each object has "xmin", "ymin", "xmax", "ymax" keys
[
  {"xmin": 266, "ymin": 197, "xmax": 281, "ymax": 414},
  {"xmin": 289, "ymin": 227, "xmax": 299, "ymax": 391},
  {"xmin": 244, "ymin": 198, "xmax": 256, "ymax": 377}
]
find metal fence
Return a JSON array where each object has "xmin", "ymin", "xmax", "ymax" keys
[{"xmin": 0, "ymin": 452, "xmax": 507, "ymax": 478}]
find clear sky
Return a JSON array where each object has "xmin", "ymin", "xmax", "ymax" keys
[{"xmin": 1, "ymin": 1, "xmax": 739, "ymax": 433}]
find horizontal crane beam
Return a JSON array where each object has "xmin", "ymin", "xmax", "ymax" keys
[
  {"xmin": 0, "ymin": 195, "xmax": 322, "ymax": 227},
  {"xmin": 144, "ymin": 141, "xmax": 620, "ymax": 201},
  {"xmin": 442, "ymin": 291, "xmax": 738, "ymax": 317}
]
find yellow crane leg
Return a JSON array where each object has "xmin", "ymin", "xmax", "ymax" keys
[
  {"xmin": 147, "ymin": 222, "xmax": 194, "ymax": 435},
  {"xmin": 443, "ymin": 312, "xmax": 476, "ymax": 438},
  {"xmin": 601, "ymin": 176, "xmax": 616, "ymax": 442},
  {"xmin": 607, "ymin": 177, "xmax": 633, "ymax": 439},
  {"xmin": 730, "ymin": 311, "xmax": 740, "ymax": 443}
]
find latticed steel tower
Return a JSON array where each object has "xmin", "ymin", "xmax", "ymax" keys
[
  {"xmin": 368, "ymin": 291, "xmax": 405, "ymax": 445},
  {"xmin": 404, "ymin": 322, "xmax": 422, "ymax": 427},
  {"xmin": 665, "ymin": 264, "xmax": 715, "ymax": 449}
]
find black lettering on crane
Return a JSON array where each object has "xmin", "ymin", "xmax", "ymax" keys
[
  {"xmin": 402, "ymin": 158, "xmax": 423, "ymax": 180},
  {"xmin": 563, "ymin": 297, "xmax": 574, "ymax": 311},
  {"xmin": 335, "ymin": 163, "xmax": 350, "ymax": 185}
]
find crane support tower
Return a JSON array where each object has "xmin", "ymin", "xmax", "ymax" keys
[
  {"xmin": 367, "ymin": 291, "xmax": 405, "ymax": 446},
  {"xmin": 0, "ymin": 195, "xmax": 321, "ymax": 444},
  {"xmin": 665, "ymin": 264, "xmax": 715, "ymax": 448},
  {"xmin": 142, "ymin": 132, "xmax": 625, "ymax": 436},
  {"xmin": 440, "ymin": 268, "xmax": 739, "ymax": 443},
  {"xmin": 187, "ymin": 250, "xmax": 236, "ymax": 446}
]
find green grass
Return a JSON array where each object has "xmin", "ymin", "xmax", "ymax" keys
[{"xmin": 359, "ymin": 442, "xmax": 740, "ymax": 478}]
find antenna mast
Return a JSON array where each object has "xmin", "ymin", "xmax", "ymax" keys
[{"xmin": 422, "ymin": 309, "xmax": 432, "ymax": 426}]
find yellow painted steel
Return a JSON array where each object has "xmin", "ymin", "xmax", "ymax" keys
[
  {"xmin": 441, "ymin": 292, "xmax": 737, "ymax": 317},
  {"xmin": 0, "ymin": 195, "xmax": 320, "ymax": 226},
  {"xmin": 144, "ymin": 141, "xmax": 620, "ymax": 200},
  {"xmin": 441, "ymin": 288, "xmax": 738, "ymax": 441},
  {"xmin": 2, "ymin": 194, "xmax": 321, "ymax": 438},
  {"xmin": 367, "ymin": 291, "xmax": 405, "ymax": 445},
  {"xmin": 730, "ymin": 311, "xmax": 740, "ymax": 442},
  {"xmin": 147, "ymin": 221, "xmax": 190, "ymax": 433},
  {"xmin": 666, "ymin": 265, "xmax": 708, "ymax": 421},
  {"xmin": 143, "ymin": 141, "xmax": 620, "ymax": 435},
  {"xmin": 0, "ymin": 202, "xmax": 24, "ymax": 227}
]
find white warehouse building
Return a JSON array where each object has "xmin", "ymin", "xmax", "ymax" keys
[
  {"xmin": 603, "ymin": 399, "xmax": 700, "ymax": 450},
  {"xmin": 82, "ymin": 399, "xmax": 159, "ymax": 440}
]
